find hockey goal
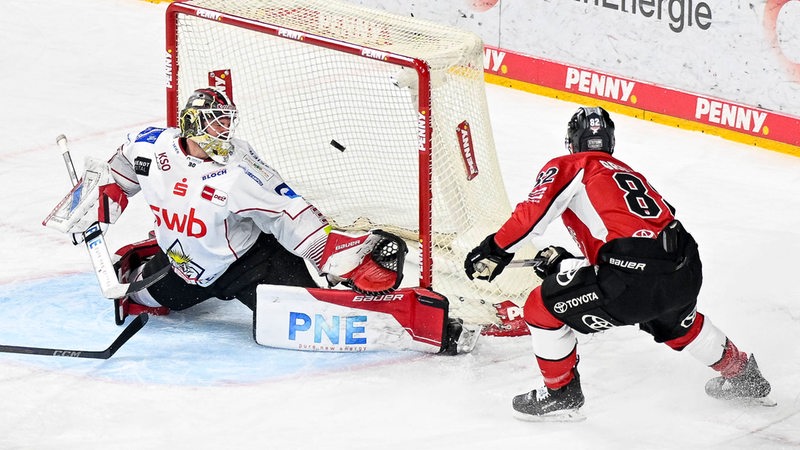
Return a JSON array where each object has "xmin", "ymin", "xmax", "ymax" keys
[{"xmin": 165, "ymin": 0, "xmax": 539, "ymax": 324}]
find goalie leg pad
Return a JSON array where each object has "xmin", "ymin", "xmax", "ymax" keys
[
  {"xmin": 254, "ymin": 285, "xmax": 448, "ymax": 353},
  {"xmin": 113, "ymin": 237, "xmax": 170, "ymax": 323},
  {"xmin": 114, "ymin": 237, "xmax": 161, "ymax": 280}
]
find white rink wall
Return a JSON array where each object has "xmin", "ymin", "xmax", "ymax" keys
[{"xmin": 349, "ymin": 0, "xmax": 800, "ymax": 117}]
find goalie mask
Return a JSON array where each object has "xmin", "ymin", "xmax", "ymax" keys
[
  {"xmin": 179, "ymin": 87, "xmax": 239, "ymax": 164},
  {"xmin": 565, "ymin": 106, "xmax": 615, "ymax": 154}
]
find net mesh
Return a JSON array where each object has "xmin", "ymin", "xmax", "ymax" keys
[{"xmin": 171, "ymin": 0, "xmax": 539, "ymax": 323}]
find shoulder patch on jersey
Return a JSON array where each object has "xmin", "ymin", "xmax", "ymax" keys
[
  {"xmin": 239, "ymin": 154, "xmax": 276, "ymax": 187},
  {"xmin": 134, "ymin": 127, "xmax": 166, "ymax": 144},
  {"xmin": 534, "ymin": 166, "xmax": 559, "ymax": 188},
  {"xmin": 527, "ymin": 166, "xmax": 559, "ymax": 204},
  {"xmin": 134, "ymin": 157, "xmax": 152, "ymax": 176},
  {"xmin": 202, "ymin": 168, "xmax": 227, "ymax": 180},
  {"xmin": 201, "ymin": 185, "xmax": 228, "ymax": 206},
  {"xmin": 275, "ymin": 182, "xmax": 299, "ymax": 198}
]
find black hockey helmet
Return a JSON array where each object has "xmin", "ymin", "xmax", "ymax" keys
[
  {"xmin": 564, "ymin": 106, "xmax": 615, "ymax": 154},
  {"xmin": 179, "ymin": 87, "xmax": 239, "ymax": 163}
]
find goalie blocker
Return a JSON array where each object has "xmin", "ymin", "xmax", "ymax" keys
[{"xmin": 254, "ymin": 285, "xmax": 480, "ymax": 354}]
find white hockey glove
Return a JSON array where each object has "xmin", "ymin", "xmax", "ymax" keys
[
  {"xmin": 42, "ymin": 157, "xmax": 128, "ymax": 241},
  {"xmin": 320, "ymin": 229, "xmax": 407, "ymax": 295}
]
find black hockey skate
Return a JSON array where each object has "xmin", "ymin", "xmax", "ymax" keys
[
  {"xmin": 512, "ymin": 369, "xmax": 585, "ymax": 422},
  {"xmin": 440, "ymin": 318, "xmax": 481, "ymax": 355},
  {"xmin": 705, "ymin": 355, "xmax": 775, "ymax": 406}
]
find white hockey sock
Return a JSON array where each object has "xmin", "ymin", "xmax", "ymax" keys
[
  {"xmin": 529, "ymin": 324, "xmax": 577, "ymax": 361},
  {"xmin": 683, "ymin": 317, "xmax": 728, "ymax": 366}
]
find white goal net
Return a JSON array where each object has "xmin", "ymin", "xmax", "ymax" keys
[{"xmin": 166, "ymin": 0, "xmax": 539, "ymax": 324}]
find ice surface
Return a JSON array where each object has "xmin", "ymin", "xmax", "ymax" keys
[{"xmin": 1, "ymin": 1, "xmax": 799, "ymax": 448}]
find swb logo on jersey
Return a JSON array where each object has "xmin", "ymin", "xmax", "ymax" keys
[
  {"xmin": 150, "ymin": 206, "xmax": 207, "ymax": 238},
  {"xmin": 201, "ymin": 185, "xmax": 227, "ymax": 206}
]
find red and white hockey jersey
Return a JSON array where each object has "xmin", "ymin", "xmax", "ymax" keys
[
  {"xmin": 495, "ymin": 151, "xmax": 675, "ymax": 264},
  {"xmin": 108, "ymin": 127, "xmax": 329, "ymax": 286}
]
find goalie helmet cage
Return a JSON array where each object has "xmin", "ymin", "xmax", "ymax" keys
[{"xmin": 165, "ymin": 0, "xmax": 539, "ymax": 324}]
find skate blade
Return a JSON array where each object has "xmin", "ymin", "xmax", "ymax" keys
[
  {"xmin": 736, "ymin": 396, "xmax": 777, "ymax": 407},
  {"xmin": 513, "ymin": 408, "xmax": 586, "ymax": 423},
  {"xmin": 712, "ymin": 395, "xmax": 777, "ymax": 407},
  {"xmin": 456, "ymin": 323, "xmax": 482, "ymax": 354}
]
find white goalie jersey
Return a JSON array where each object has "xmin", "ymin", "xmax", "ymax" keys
[{"xmin": 109, "ymin": 126, "xmax": 329, "ymax": 286}]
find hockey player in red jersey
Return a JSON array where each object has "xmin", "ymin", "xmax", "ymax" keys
[
  {"xmin": 44, "ymin": 87, "xmax": 477, "ymax": 354},
  {"xmin": 464, "ymin": 106, "xmax": 772, "ymax": 420}
]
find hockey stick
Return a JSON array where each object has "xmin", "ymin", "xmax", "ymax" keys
[
  {"xmin": 474, "ymin": 259, "xmax": 541, "ymax": 276},
  {"xmin": 506, "ymin": 255, "xmax": 588, "ymax": 269},
  {"xmin": 55, "ymin": 135, "xmax": 170, "ymax": 301},
  {"xmin": 477, "ymin": 256, "xmax": 587, "ymax": 273},
  {"xmin": 506, "ymin": 259, "xmax": 541, "ymax": 269},
  {"xmin": 0, "ymin": 313, "xmax": 148, "ymax": 359}
]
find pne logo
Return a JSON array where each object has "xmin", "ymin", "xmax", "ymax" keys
[{"xmin": 288, "ymin": 312, "xmax": 367, "ymax": 345}]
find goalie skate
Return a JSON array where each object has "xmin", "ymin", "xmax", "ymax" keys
[
  {"xmin": 705, "ymin": 355, "xmax": 775, "ymax": 407},
  {"xmin": 440, "ymin": 318, "xmax": 482, "ymax": 355}
]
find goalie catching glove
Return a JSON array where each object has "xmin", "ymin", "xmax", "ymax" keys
[
  {"xmin": 464, "ymin": 233, "xmax": 513, "ymax": 282},
  {"xmin": 320, "ymin": 229, "xmax": 407, "ymax": 295},
  {"xmin": 42, "ymin": 157, "xmax": 128, "ymax": 240}
]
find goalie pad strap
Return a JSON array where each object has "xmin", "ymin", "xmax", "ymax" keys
[{"xmin": 99, "ymin": 183, "xmax": 128, "ymax": 224}]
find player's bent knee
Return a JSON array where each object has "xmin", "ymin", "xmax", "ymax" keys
[
  {"xmin": 540, "ymin": 266, "xmax": 624, "ymax": 334},
  {"xmin": 523, "ymin": 286, "xmax": 563, "ymax": 330}
]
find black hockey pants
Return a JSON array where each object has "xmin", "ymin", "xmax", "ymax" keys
[
  {"xmin": 141, "ymin": 233, "xmax": 319, "ymax": 311},
  {"xmin": 541, "ymin": 220, "xmax": 703, "ymax": 342}
]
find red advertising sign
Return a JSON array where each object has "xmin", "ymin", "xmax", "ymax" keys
[{"xmin": 484, "ymin": 45, "xmax": 800, "ymax": 155}]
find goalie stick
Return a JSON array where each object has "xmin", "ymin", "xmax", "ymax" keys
[
  {"xmin": 0, "ymin": 313, "xmax": 148, "ymax": 359},
  {"xmin": 55, "ymin": 134, "xmax": 169, "ymax": 302}
]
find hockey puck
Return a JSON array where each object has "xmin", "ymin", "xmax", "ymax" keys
[{"xmin": 330, "ymin": 140, "xmax": 346, "ymax": 152}]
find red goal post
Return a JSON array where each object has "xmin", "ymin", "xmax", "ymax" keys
[{"xmin": 165, "ymin": 0, "xmax": 539, "ymax": 324}]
